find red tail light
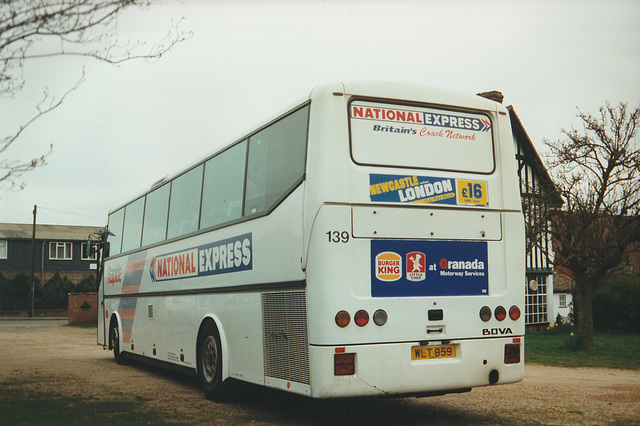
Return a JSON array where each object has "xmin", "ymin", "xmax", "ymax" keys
[
  {"xmin": 335, "ymin": 310, "xmax": 350, "ymax": 327},
  {"xmin": 354, "ymin": 310, "xmax": 369, "ymax": 327},
  {"xmin": 334, "ymin": 353, "xmax": 355, "ymax": 375},
  {"xmin": 504, "ymin": 343, "xmax": 520, "ymax": 364},
  {"xmin": 495, "ymin": 306, "xmax": 507, "ymax": 321},
  {"xmin": 509, "ymin": 305, "xmax": 521, "ymax": 321}
]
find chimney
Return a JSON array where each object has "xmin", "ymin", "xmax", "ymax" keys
[{"xmin": 477, "ymin": 91, "xmax": 504, "ymax": 104}]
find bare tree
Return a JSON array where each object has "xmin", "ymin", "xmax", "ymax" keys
[
  {"xmin": 1, "ymin": 0, "xmax": 190, "ymax": 189},
  {"xmin": 545, "ymin": 102, "xmax": 640, "ymax": 346}
]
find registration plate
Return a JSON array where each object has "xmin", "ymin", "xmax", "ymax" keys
[{"xmin": 411, "ymin": 344, "xmax": 456, "ymax": 360}]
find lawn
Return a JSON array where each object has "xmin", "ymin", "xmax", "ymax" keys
[{"xmin": 525, "ymin": 325, "xmax": 640, "ymax": 370}]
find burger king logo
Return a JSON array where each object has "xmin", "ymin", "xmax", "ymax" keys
[{"xmin": 375, "ymin": 251, "xmax": 402, "ymax": 281}]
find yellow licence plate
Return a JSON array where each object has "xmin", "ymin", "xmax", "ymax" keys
[{"xmin": 411, "ymin": 344, "xmax": 456, "ymax": 360}]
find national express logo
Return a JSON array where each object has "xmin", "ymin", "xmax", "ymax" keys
[
  {"xmin": 351, "ymin": 105, "xmax": 492, "ymax": 133},
  {"xmin": 149, "ymin": 233, "xmax": 252, "ymax": 282}
]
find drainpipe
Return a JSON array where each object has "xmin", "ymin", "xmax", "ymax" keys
[{"xmin": 30, "ymin": 204, "xmax": 36, "ymax": 318}]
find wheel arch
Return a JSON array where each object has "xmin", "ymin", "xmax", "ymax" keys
[{"xmin": 197, "ymin": 314, "xmax": 230, "ymax": 381}]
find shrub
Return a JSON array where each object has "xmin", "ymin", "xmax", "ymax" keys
[
  {"xmin": 43, "ymin": 273, "xmax": 76, "ymax": 309},
  {"xmin": 593, "ymin": 274, "xmax": 640, "ymax": 332},
  {"xmin": 555, "ymin": 313, "xmax": 564, "ymax": 326},
  {"xmin": 76, "ymin": 275, "xmax": 97, "ymax": 293},
  {"xmin": 0, "ymin": 273, "xmax": 43, "ymax": 311}
]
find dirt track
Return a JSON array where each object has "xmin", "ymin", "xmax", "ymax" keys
[{"xmin": 1, "ymin": 325, "xmax": 639, "ymax": 424}]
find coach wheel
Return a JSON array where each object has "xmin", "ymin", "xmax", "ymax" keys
[
  {"xmin": 197, "ymin": 322, "xmax": 226, "ymax": 401},
  {"xmin": 110, "ymin": 320, "xmax": 127, "ymax": 365}
]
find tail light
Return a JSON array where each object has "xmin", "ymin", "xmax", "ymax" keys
[
  {"xmin": 504, "ymin": 343, "xmax": 521, "ymax": 364},
  {"xmin": 336, "ymin": 309, "xmax": 386, "ymax": 327},
  {"xmin": 509, "ymin": 305, "xmax": 521, "ymax": 321},
  {"xmin": 334, "ymin": 353, "xmax": 355, "ymax": 375},
  {"xmin": 494, "ymin": 306, "xmax": 507, "ymax": 321},
  {"xmin": 479, "ymin": 306, "xmax": 492, "ymax": 322},
  {"xmin": 354, "ymin": 310, "xmax": 369, "ymax": 327},
  {"xmin": 373, "ymin": 309, "xmax": 388, "ymax": 326},
  {"xmin": 335, "ymin": 310, "xmax": 350, "ymax": 327}
]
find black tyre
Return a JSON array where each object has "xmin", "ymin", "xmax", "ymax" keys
[
  {"xmin": 110, "ymin": 320, "xmax": 127, "ymax": 365},
  {"xmin": 197, "ymin": 322, "xmax": 226, "ymax": 401}
]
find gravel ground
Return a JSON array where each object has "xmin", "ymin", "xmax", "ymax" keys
[{"xmin": 1, "ymin": 325, "xmax": 638, "ymax": 425}]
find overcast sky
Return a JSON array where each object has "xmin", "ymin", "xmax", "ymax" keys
[{"xmin": 1, "ymin": 0, "xmax": 639, "ymax": 227}]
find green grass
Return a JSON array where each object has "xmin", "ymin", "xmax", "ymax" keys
[{"xmin": 526, "ymin": 325, "xmax": 640, "ymax": 369}]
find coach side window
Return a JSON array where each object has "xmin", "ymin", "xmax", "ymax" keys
[
  {"xmin": 167, "ymin": 165, "xmax": 203, "ymax": 239},
  {"xmin": 200, "ymin": 140, "xmax": 247, "ymax": 229},
  {"xmin": 121, "ymin": 197, "xmax": 145, "ymax": 252},
  {"xmin": 142, "ymin": 183, "xmax": 170, "ymax": 246},
  {"xmin": 107, "ymin": 208, "xmax": 125, "ymax": 256},
  {"xmin": 244, "ymin": 105, "xmax": 308, "ymax": 216}
]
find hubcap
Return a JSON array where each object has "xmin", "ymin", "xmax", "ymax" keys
[
  {"xmin": 202, "ymin": 336, "xmax": 218, "ymax": 383},
  {"xmin": 111, "ymin": 327, "xmax": 119, "ymax": 351}
]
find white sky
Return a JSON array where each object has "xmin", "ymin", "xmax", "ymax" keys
[{"xmin": 1, "ymin": 0, "xmax": 639, "ymax": 227}]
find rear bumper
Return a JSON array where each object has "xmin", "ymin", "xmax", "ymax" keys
[{"xmin": 308, "ymin": 336, "xmax": 524, "ymax": 398}]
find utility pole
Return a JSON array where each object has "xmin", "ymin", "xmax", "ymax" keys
[{"xmin": 30, "ymin": 204, "xmax": 37, "ymax": 318}]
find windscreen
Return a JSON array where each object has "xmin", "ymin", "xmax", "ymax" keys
[{"xmin": 350, "ymin": 100, "xmax": 495, "ymax": 173}]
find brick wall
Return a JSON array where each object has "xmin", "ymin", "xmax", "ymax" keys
[{"xmin": 68, "ymin": 292, "xmax": 98, "ymax": 325}]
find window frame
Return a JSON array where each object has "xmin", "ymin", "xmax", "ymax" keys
[
  {"xmin": 525, "ymin": 274, "xmax": 548, "ymax": 325},
  {"xmin": 81, "ymin": 242, "xmax": 98, "ymax": 261},
  {"xmin": 49, "ymin": 241, "xmax": 73, "ymax": 260},
  {"xmin": 0, "ymin": 240, "xmax": 7, "ymax": 259},
  {"xmin": 558, "ymin": 294, "xmax": 567, "ymax": 309}
]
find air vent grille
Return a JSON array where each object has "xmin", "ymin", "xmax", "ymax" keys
[{"xmin": 262, "ymin": 291, "xmax": 310, "ymax": 385}]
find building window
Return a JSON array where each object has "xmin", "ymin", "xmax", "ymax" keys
[
  {"xmin": 50, "ymin": 242, "xmax": 72, "ymax": 260},
  {"xmin": 525, "ymin": 274, "xmax": 548, "ymax": 325},
  {"xmin": 0, "ymin": 240, "xmax": 7, "ymax": 259},
  {"xmin": 559, "ymin": 294, "xmax": 567, "ymax": 308},
  {"xmin": 81, "ymin": 242, "xmax": 98, "ymax": 261}
]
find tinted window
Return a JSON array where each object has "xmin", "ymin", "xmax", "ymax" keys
[
  {"xmin": 244, "ymin": 105, "xmax": 308, "ymax": 215},
  {"xmin": 107, "ymin": 208, "xmax": 125, "ymax": 256},
  {"xmin": 167, "ymin": 165, "xmax": 203, "ymax": 239},
  {"xmin": 200, "ymin": 140, "xmax": 247, "ymax": 229},
  {"xmin": 121, "ymin": 197, "xmax": 145, "ymax": 252},
  {"xmin": 142, "ymin": 184, "xmax": 170, "ymax": 246}
]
